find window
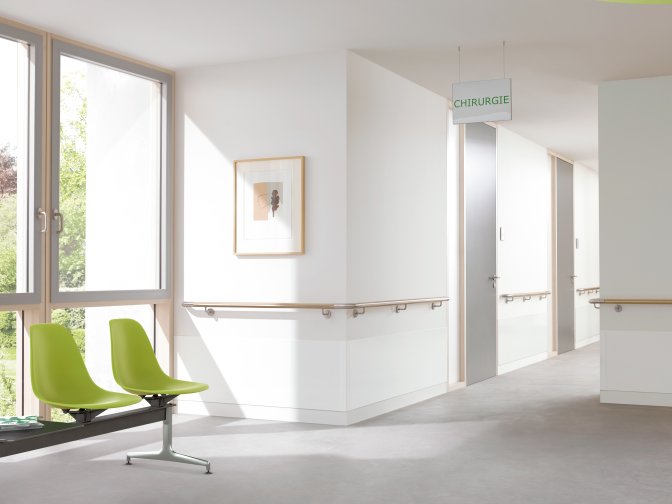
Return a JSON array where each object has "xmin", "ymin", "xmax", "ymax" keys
[
  {"xmin": 0, "ymin": 24, "xmax": 43, "ymax": 304},
  {"xmin": 0, "ymin": 22, "xmax": 174, "ymax": 420},
  {"xmin": 51, "ymin": 41, "xmax": 172, "ymax": 302}
]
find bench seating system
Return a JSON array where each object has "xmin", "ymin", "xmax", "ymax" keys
[{"xmin": 0, "ymin": 320, "xmax": 210, "ymax": 473}]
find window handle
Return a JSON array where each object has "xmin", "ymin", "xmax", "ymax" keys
[
  {"xmin": 36, "ymin": 207, "xmax": 47, "ymax": 233},
  {"xmin": 52, "ymin": 209, "xmax": 64, "ymax": 234}
]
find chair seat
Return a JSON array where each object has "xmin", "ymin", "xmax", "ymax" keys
[
  {"xmin": 30, "ymin": 323, "xmax": 144, "ymax": 413},
  {"xmin": 42, "ymin": 389, "xmax": 142, "ymax": 411},
  {"xmin": 121, "ymin": 378, "xmax": 208, "ymax": 397},
  {"xmin": 110, "ymin": 319, "xmax": 209, "ymax": 399}
]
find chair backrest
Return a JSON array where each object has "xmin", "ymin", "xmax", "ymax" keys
[
  {"xmin": 30, "ymin": 323, "xmax": 98, "ymax": 405},
  {"xmin": 109, "ymin": 318, "xmax": 168, "ymax": 390}
]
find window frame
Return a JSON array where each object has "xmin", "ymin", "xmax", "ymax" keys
[
  {"xmin": 50, "ymin": 40, "xmax": 173, "ymax": 303},
  {"xmin": 0, "ymin": 22, "xmax": 44, "ymax": 306}
]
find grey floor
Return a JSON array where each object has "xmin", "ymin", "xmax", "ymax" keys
[{"xmin": 3, "ymin": 343, "xmax": 672, "ymax": 504}]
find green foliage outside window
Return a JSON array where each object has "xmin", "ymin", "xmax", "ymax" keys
[
  {"xmin": 58, "ymin": 73, "xmax": 87, "ymax": 291},
  {"xmin": 0, "ymin": 146, "xmax": 17, "ymax": 416},
  {"xmin": 0, "ymin": 71, "xmax": 87, "ymax": 416}
]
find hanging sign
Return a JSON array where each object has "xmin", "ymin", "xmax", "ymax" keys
[{"xmin": 452, "ymin": 78, "xmax": 512, "ymax": 124}]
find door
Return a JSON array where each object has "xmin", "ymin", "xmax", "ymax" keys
[
  {"xmin": 556, "ymin": 158, "xmax": 575, "ymax": 354},
  {"xmin": 464, "ymin": 122, "xmax": 497, "ymax": 385}
]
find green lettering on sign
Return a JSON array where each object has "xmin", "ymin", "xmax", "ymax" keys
[{"xmin": 455, "ymin": 95, "xmax": 510, "ymax": 108}]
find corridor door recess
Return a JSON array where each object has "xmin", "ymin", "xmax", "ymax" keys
[
  {"xmin": 556, "ymin": 159, "xmax": 575, "ymax": 354},
  {"xmin": 464, "ymin": 123, "xmax": 497, "ymax": 385}
]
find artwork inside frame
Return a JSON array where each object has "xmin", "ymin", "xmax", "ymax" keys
[{"xmin": 234, "ymin": 156, "xmax": 305, "ymax": 255}]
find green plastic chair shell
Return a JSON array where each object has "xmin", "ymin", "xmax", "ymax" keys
[
  {"xmin": 30, "ymin": 323, "xmax": 141, "ymax": 411},
  {"xmin": 109, "ymin": 319, "xmax": 208, "ymax": 396}
]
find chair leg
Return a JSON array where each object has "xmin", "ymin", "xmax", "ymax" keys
[{"xmin": 126, "ymin": 405, "xmax": 211, "ymax": 474}]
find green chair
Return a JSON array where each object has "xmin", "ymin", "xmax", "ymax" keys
[
  {"xmin": 109, "ymin": 318, "xmax": 210, "ymax": 473},
  {"xmin": 30, "ymin": 323, "xmax": 141, "ymax": 423}
]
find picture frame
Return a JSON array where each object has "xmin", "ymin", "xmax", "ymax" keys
[{"xmin": 234, "ymin": 156, "xmax": 305, "ymax": 255}]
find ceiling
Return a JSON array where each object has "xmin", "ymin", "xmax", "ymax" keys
[{"xmin": 2, "ymin": 0, "xmax": 672, "ymax": 169}]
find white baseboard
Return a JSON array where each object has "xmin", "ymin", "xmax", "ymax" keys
[
  {"xmin": 497, "ymin": 351, "xmax": 548, "ymax": 375},
  {"xmin": 575, "ymin": 335, "xmax": 600, "ymax": 349},
  {"xmin": 601, "ymin": 390, "xmax": 672, "ymax": 407},
  {"xmin": 448, "ymin": 381, "xmax": 466, "ymax": 392},
  {"xmin": 346, "ymin": 383, "xmax": 448, "ymax": 425},
  {"xmin": 178, "ymin": 382, "xmax": 448, "ymax": 426},
  {"xmin": 177, "ymin": 400, "xmax": 349, "ymax": 426}
]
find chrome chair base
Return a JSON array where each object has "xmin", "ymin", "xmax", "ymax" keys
[{"xmin": 126, "ymin": 405, "xmax": 211, "ymax": 474}]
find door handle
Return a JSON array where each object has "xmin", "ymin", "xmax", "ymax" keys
[
  {"xmin": 489, "ymin": 275, "xmax": 500, "ymax": 289},
  {"xmin": 52, "ymin": 209, "xmax": 64, "ymax": 234},
  {"xmin": 36, "ymin": 207, "xmax": 47, "ymax": 233},
  {"xmin": 570, "ymin": 275, "xmax": 577, "ymax": 287}
]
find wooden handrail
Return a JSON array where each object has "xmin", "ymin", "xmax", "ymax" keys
[
  {"xmin": 182, "ymin": 297, "xmax": 449, "ymax": 319},
  {"xmin": 589, "ymin": 298, "xmax": 672, "ymax": 305},
  {"xmin": 500, "ymin": 291, "xmax": 550, "ymax": 303},
  {"xmin": 577, "ymin": 286, "xmax": 600, "ymax": 295}
]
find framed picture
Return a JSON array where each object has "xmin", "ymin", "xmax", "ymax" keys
[{"xmin": 234, "ymin": 156, "xmax": 305, "ymax": 255}]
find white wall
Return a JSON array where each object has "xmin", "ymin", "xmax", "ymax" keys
[
  {"xmin": 175, "ymin": 51, "xmax": 449, "ymax": 424},
  {"xmin": 176, "ymin": 52, "xmax": 349, "ymax": 424},
  {"xmin": 345, "ymin": 53, "xmax": 448, "ymax": 413},
  {"xmin": 496, "ymin": 127, "xmax": 552, "ymax": 374},
  {"xmin": 573, "ymin": 162, "xmax": 600, "ymax": 348},
  {"xmin": 599, "ymin": 75, "xmax": 672, "ymax": 406}
]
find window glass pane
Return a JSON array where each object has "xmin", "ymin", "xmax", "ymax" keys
[
  {"xmin": 58, "ymin": 55, "xmax": 162, "ymax": 293},
  {"xmin": 0, "ymin": 36, "xmax": 30, "ymax": 295},
  {"xmin": 0, "ymin": 310, "xmax": 18, "ymax": 416},
  {"xmin": 50, "ymin": 304, "xmax": 155, "ymax": 422}
]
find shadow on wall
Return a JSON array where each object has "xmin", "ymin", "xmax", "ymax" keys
[{"xmin": 174, "ymin": 115, "xmax": 242, "ymax": 419}]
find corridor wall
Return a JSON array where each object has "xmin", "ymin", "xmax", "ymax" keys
[
  {"xmin": 599, "ymin": 75, "xmax": 672, "ymax": 406},
  {"xmin": 496, "ymin": 127, "xmax": 552, "ymax": 374},
  {"xmin": 573, "ymin": 163, "xmax": 600, "ymax": 349},
  {"xmin": 175, "ymin": 51, "xmax": 449, "ymax": 425},
  {"xmin": 345, "ymin": 53, "xmax": 448, "ymax": 416},
  {"xmin": 176, "ymin": 51, "xmax": 349, "ymax": 424}
]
